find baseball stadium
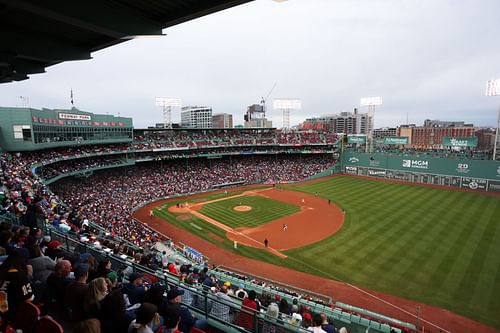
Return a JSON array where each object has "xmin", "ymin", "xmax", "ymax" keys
[{"xmin": 1, "ymin": 2, "xmax": 500, "ymax": 333}]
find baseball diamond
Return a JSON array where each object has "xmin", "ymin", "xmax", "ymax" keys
[{"xmin": 138, "ymin": 175, "xmax": 500, "ymax": 330}]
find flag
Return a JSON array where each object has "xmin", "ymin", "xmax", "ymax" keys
[{"xmin": 70, "ymin": 89, "xmax": 74, "ymax": 105}]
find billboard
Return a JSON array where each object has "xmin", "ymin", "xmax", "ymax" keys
[
  {"xmin": 487, "ymin": 180, "xmax": 500, "ymax": 192},
  {"xmin": 442, "ymin": 137, "xmax": 477, "ymax": 148},
  {"xmin": 347, "ymin": 135, "xmax": 366, "ymax": 144},
  {"xmin": 461, "ymin": 178, "xmax": 488, "ymax": 190},
  {"xmin": 383, "ymin": 137, "xmax": 409, "ymax": 145},
  {"xmin": 343, "ymin": 152, "xmax": 500, "ymax": 180}
]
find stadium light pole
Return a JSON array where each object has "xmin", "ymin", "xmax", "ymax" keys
[
  {"xmin": 155, "ymin": 97, "xmax": 182, "ymax": 129},
  {"xmin": 360, "ymin": 97, "xmax": 382, "ymax": 153},
  {"xmin": 486, "ymin": 78, "xmax": 500, "ymax": 160},
  {"xmin": 273, "ymin": 98, "xmax": 302, "ymax": 130}
]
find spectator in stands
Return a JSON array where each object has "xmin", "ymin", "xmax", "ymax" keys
[
  {"xmin": 45, "ymin": 240, "xmax": 65, "ymax": 260},
  {"xmin": 73, "ymin": 318, "xmax": 101, "ymax": 333},
  {"xmin": 65, "ymin": 263, "xmax": 89, "ymax": 321},
  {"xmin": 0, "ymin": 251, "xmax": 34, "ymax": 321},
  {"xmin": 210, "ymin": 285, "xmax": 232, "ymax": 322},
  {"xmin": 122, "ymin": 272, "xmax": 147, "ymax": 306},
  {"xmin": 29, "ymin": 245, "xmax": 55, "ymax": 284},
  {"xmin": 303, "ymin": 312, "xmax": 313, "ymax": 328},
  {"xmin": 289, "ymin": 312, "xmax": 303, "ymax": 327},
  {"xmin": 179, "ymin": 276, "xmax": 196, "ymax": 307},
  {"xmin": 320, "ymin": 313, "xmax": 338, "ymax": 333},
  {"xmin": 262, "ymin": 302, "xmax": 280, "ymax": 333},
  {"xmin": 237, "ymin": 289, "xmax": 258, "ymax": 331},
  {"xmin": 308, "ymin": 313, "xmax": 327, "ymax": 333},
  {"xmin": 99, "ymin": 289, "xmax": 134, "ymax": 333},
  {"xmin": 128, "ymin": 302, "xmax": 159, "ymax": 333},
  {"xmin": 94, "ymin": 258, "xmax": 114, "ymax": 280},
  {"xmin": 46, "ymin": 259, "xmax": 72, "ymax": 307},
  {"xmin": 235, "ymin": 283, "xmax": 248, "ymax": 299},
  {"xmin": 144, "ymin": 284, "xmax": 167, "ymax": 315},
  {"xmin": 278, "ymin": 298, "xmax": 290, "ymax": 315},
  {"xmin": 83, "ymin": 277, "xmax": 108, "ymax": 319},
  {"xmin": 163, "ymin": 287, "xmax": 208, "ymax": 333},
  {"xmin": 291, "ymin": 298, "xmax": 299, "ymax": 313}
]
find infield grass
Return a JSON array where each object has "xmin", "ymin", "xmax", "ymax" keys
[
  {"xmin": 156, "ymin": 176, "xmax": 500, "ymax": 329},
  {"xmin": 199, "ymin": 194, "xmax": 300, "ymax": 228}
]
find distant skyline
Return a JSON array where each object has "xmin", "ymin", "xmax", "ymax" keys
[{"xmin": 1, "ymin": 0, "xmax": 500, "ymax": 128}]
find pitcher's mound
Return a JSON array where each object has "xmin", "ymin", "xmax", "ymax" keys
[{"xmin": 233, "ymin": 205, "xmax": 252, "ymax": 212}]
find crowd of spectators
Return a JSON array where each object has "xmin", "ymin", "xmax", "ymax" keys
[
  {"xmin": 0, "ymin": 143, "xmax": 407, "ymax": 333},
  {"xmin": 133, "ymin": 129, "xmax": 339, "ymax": 148},
  {"xmin": 38, "ymin": 156, "xmax": 125, "ymax": 179},
  {"xmin": 0, "ymin": 220, "xmax": 348, "ymax": 333},
  {"xmin": 50, "ymin": 155, "xmax": 335, "ymax": 246}
]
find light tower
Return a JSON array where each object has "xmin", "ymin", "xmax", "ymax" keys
[
  {"xmin": 155, "ymin": 97, "xmax": 182, "ymax": 129},
  {"xmin": 273, "ymin": 98, "xmax": 301, "ymax": 129},
  {"xmin": 360, "ymin": 96, "xmax": 383, "ymax": 153},
  {"xmin": 486, "ymin": 78, "xmax": 500, "ymax": 160}
]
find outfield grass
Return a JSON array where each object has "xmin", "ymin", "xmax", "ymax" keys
[
  {"xmin": 156, "ymin": 177, "xmax": 500, "ymax": 329},
  {"xmin": 286, "ymin": 176, "xmax": 500, "ymax": 329},
  {"xmin": 199, "ymin": 195, "xmax": 300, "ymax": 228}
]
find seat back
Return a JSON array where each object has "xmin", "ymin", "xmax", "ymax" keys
[
  {"xmin": 35, "ymin": 316, "xmax": 64, "ymax": 333},
  {"xmin": 191, "ymin": 326, "xmax": 206, "ymax": 333},
  {"xmin": 13, "ymin": 301, "xmax": 40, "ymax": 333}
]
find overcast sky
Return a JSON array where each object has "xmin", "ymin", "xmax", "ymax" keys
[{"xmin": 1, "ymin": 0, "xmax": 500, "ymax": 129}]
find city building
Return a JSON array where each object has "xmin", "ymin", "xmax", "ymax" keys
[
  {"xmin": 373, "ymin": 127, "xmax": 397, "ymax": 139},
  {"xmin": 244, "ymin": 104, "xmax": 272, "ymax": 128},
  {"xmin": 301, "ymin": 109, "xmax": 371, "ymax": 134},
  {"xmin": 423, "ymin": 119, "xmax": 473, "ymax": 127},
  {"xmin": 476, "ymin": 128, "xmax": 496, "ymax": 151},
  {"xmin": 181, "ymin": 106, "xmax": 212, "ymax": 128},
  {"xmin": 212, "ymin": 113, "xmax": 233, "ymax": 128},
  {"xmin": 0, "ymin": 107, "xmax": 133, "ymax": 151},
  {"xmin": 411, "ymin": 126, "xmax": 476, "ymax": 148}
]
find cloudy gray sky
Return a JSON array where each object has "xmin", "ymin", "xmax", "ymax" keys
[{"xmin": 1, "ymin": 0, "xmax": 500, "ymax": 129}]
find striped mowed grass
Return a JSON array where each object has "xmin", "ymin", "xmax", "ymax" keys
[
  {"xmin": 285, "ymin": 176, "xmax": 500, "ymax": 329},
  {"xmin": 199, "ymin": 195, "xmax": 300, "ymax": 229}
]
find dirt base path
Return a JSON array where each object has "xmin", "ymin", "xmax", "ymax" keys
[{"xmin": 134, "ymin": 181, "xmax": 500, "ymax": 333}]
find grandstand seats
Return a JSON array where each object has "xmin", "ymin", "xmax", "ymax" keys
[
  {"xmin": 13, "ymin": 301, "xmax": 40, "ymax": 333},
  {"xmin": 0, "ymin": 129, "xmax": 422, "ymax": 333},
  {"xmin": 35, "ymin": 316, "xmax": 64, "ymax": 333}
]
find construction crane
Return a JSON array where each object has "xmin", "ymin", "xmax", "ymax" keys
[{"xmin": 260, "ymin": 83, "xmax": 276, "ymax": 116}]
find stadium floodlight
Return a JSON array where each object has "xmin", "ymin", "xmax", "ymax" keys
[
  {"xmin": 486, "ymin": 78, "xmax": 500, "ymax": 160},
  {"xmin": 155, "ymin": 97, "xmax": 182, "ymax": 129},
  {"xmin": 273, "ymin": 98, "xmax": 302, "ymax": 129},
  {"xmin": 360, "ymin": 96, "xmax": 383, "ymax": 153},
  {"xmin": 486, "ymin": 78, "xmax": 500, "ymax": 97},
  {"xmin": 360, "ymin": 96, "xmax": 383, "ymax": 106}
]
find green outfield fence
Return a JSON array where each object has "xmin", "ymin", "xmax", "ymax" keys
[{"xmin": 342, "ymin": 152, "xmax": 500, "ymax": 192}]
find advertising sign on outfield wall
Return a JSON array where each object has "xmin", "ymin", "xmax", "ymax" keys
[
  {"xmin": 345, "ymin": 166, "xmax": 358, "ymax": 174},
  {"xmin": 368, "ymin": 169, "xmax": 386, "ymax": 177},
  {"xmin": 343, "ymin": 152, "xmax": 500, "ymax": 180},
  {"xmin": 383, "ymin": 137, "xmax": 409, "ymax": 145},
  {"xmin": 487, "ymin": 180, "xmax": 500, "ymax": 192},
  {"xmin": 347, "ymin": 135, "xmax": 366, "ymax": 144},
  {"xmin": 461, "ymin": 177, "xmax": 487, "ymax": 190},
  {"xmin": 442, "ymin": 137, "xmax": 478, "ymax": 147}
]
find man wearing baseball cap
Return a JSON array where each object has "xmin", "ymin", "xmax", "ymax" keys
[
  {"xmin": 122, "ymin": 272, "xmax": 146, "ymax": 305},
  {"xmin": 162, "ymin": 287, "xmax": 207, "ymax": 333}
]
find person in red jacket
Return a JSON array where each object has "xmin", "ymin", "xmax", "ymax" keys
[{"xmin": 237, "ymin": 290, "xmax": 258, "ymax": 330}]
